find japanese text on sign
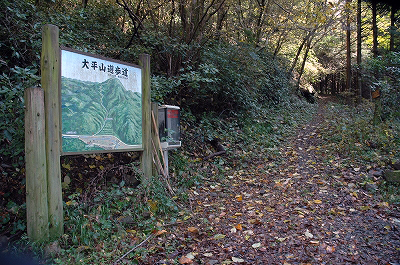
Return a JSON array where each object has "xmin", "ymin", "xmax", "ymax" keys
[{"xmin": 82, "ymin": 59, "xmax": 129, "ymax": 79}]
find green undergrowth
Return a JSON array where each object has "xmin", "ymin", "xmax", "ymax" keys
[
  {"xmin": 6, "ymin": 96, "xmax": 318, "ymax": 264},
  {"xmin": 319, "ymin": 98, "xmax": 400, "ymax": 203},
  {"xmin": 11, "ymin": 175, "xmax": 184, "ymax": 264},
  {"xmin": 320, "ymin": 99, "xmax": 400, "ymax": 166},
  {"xmin": 51, "ymin": 178, "xmax": 180, "ymax": 264}
]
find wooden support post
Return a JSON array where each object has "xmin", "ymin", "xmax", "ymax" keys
[
  {"xmin": 139, "ymin": 54, "xmax": 152, "ymax": 185},
  {"xmin": 25, "ymin": 87, "xmax": 49, "ymax": 242},
  {"xmin": 41, "ymin": 24, "xmax": 63, "ymax": 239},
  {"xmin": 151, "ymin": 103, "xmax": 159, "ymax": 177}
]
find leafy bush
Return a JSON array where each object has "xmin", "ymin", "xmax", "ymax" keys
[
  {"xmin": 0, "ymin": 67, "xmax": 40, "ymax": 166},
  {"xmin": 151, "ymin": 41, "xmax": 293, "ymax": 117},
  {"xmin": 0, "ymin": 0, "xmax": 41, "ymax": 166},
  {"xmin": 0, "ymin": 0, "xmax": 41, "ymax": 72},
  {"xmin": 361, "ymin": 51, "xmax": 400, "ymax": 121},
  {"xmin": 320, "ymin": 101, "xmax": 400, "ymax": 165},
  {"xmin": 201, "ymin": 42, "xmax": 292, "ymax": 113}
]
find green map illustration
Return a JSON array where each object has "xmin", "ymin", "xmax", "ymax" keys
[{"xmin": 61, "ymin": 77, "xmax": 142, "ymax": 153}]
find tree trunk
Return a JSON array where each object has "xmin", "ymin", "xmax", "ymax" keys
[
  {"xmin": 346, "ymin": 0, "xmax": 352, "ymax": 92},
  {"xmin": 255, "ymin": 0, "xmax": 271, "ymax": 46},
  {"xmin": 296, "ymin": 36, "xmax": 314, "ymax": 91},
  {"xmin": 273, "ymin": 31, "xmax": 287, "ymax": 58},
  {"xmin": 372, "ymin": 0, "xmax": 378, "ymax": 58},
  {"xmin": 390, "ymin": 6, "xmax": 395, "ymax": 51},
  {"xmin": 356, "ymin": 0, "xmax": 362, "ymax": 103},
  {"xmin": 290, "ymin": 34, "xmax": 308, "ymax": 74}
]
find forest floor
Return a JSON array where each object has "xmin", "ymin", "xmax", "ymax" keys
[
  {"xmin": 139, "ymin": 96, "xmax": 400, "ymax": 265},
  {"xmin": 2, "ymin": 96, "xmax": 400, "ymax": 265}
]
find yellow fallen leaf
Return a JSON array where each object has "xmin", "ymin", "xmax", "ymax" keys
[
  {"xmin": 235, "ymin": 224, "xmax": 243, "ymax": 231},
  {"xmin": 214, "ymin": 234, "xmax": 226, "ymax": 239},
  {"xmin": 148, "ymin": 200, "xmax": 158, "ymax": 213},
  {"xmin": 89, "ymin": 164, "xmax": 96, "ymax": 169},
  {"xmin": 188, "ymin": 227, "xmax": 199, "ymax": 233},
  {"xmin": 62, "ymin": 163, "xmax": 71, "ymax": 170},
  {"xmin": 351, "ymin": 191, "xmax": 358, "ymax": 198},
  {"xmin": 155, "ymin": 230, "xmax": 167, "ymax": 236},
  {"xmin": 313, "ymin": 200, "xmax": 322, "ymax": 204},
  {"xmin": 76, "ymin": 245, "xmax": 90, "ymax": 253},
  {"xmin": 377, "ymin": 202, "xmax": 389, "ymax": 208},
  {"xmin": 236, "ymin": 195, "xmax": 243, "ymax": 202},
  {"xmin": 266, "ymin": 206, "xmax": 275, "ymax": 212},
  {"xmin": 248, "ymin": 219, "xmax": 262, "ymax": 225}
]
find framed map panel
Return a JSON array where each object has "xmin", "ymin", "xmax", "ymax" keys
[{"xmin": 61, "ymin": 47, "xmax": 143, "ymax": 154}]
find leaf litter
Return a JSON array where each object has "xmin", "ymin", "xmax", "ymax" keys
[{"xmin": 138, "ymin": 98, "xmax": 400, "ymax": 264}]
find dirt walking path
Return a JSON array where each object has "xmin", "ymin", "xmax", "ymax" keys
[{"xmin": 144, "ymin": 98, "xmax": 400, "ymax": 265}]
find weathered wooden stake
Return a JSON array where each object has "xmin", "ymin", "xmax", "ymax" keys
[
  {"xmin": 41, "ymin": 24, "xmax": 63, "ymax": 238},
  {"xmin": 139, "ymin": 54, "xmax": 152, "ymax": 186},
  {"xmin": 25, "ymin": 87, "xmax": 49, "ymax": 242},
  {"xmin": 139, "ymin": 54, "xmax": 152, "ymax": 185},
  {"xmin": 151, "ymin": 102, "xmax": 159, "ymax": 177}
]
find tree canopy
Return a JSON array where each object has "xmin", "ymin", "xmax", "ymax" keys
[{"xmin": 1, "ymin": 0, "xmax": 400, "ymax": 165}]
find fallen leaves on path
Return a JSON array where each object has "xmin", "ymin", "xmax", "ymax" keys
[{"xmin": 140, "ymin": 100, "xmax": 400, "ymax": 265}]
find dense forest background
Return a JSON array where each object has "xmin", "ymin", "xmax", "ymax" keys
[
  {"xmin": 1, "ymin": 0, "xmax": 400, "ymax": 167},
  {"xmin": 1, "ymin": 0, "xmax": 400, "ymax": 263}
]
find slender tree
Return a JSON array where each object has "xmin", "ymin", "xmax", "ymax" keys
[
  {"xmin": 356, "ymin": 0, "xmax": 362, "ymax": 101},
  {"xmin": 372, "ymin": 0, "xmax": 378, "ymax": 57},
  {"xmin": 345, "ymin": 0, "xmax": 352, "ymax": 92},
  {"xmin": 379, "ymin": 0, "xmax": 400, "ymax": 51}
]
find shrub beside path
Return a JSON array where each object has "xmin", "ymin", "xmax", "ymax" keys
[{"xmin": 142, "ymin": 98, "xmax": 400, "ymax": 265}]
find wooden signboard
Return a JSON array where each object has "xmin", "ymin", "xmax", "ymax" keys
[
  {"xmin": 26, "ymin": 24, "xmax": 152, "ymax": 241},
  {"xmin": 61, "ymin": 48, "xmax": 143, "ymax": 154}
]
